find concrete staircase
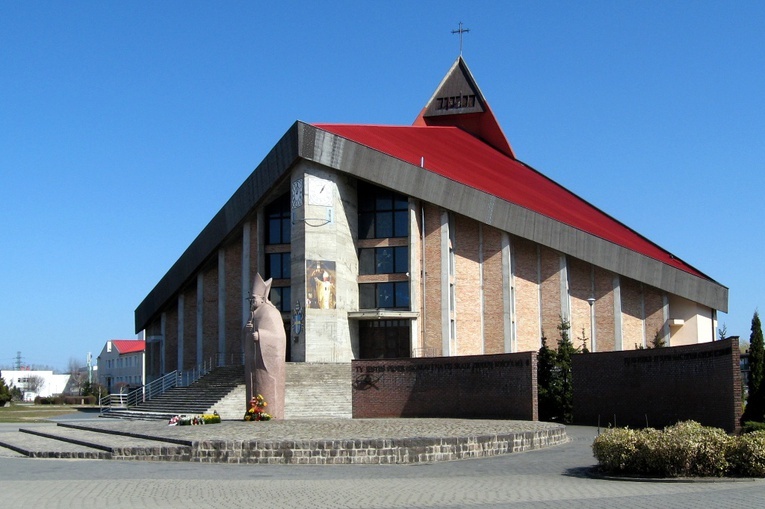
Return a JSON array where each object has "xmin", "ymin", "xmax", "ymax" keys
[
  {"xmin": 285, "ymin": 363, "xmax": 352, "ymax": 419},
  {"xmin": 101, "ymin": 363, "xmax": 352, "ymax": 421},
  {"xmin": 0, "ymin": 422, "xmax": 191, "ymax": 460},
  {"xmin": 103, "ymin": 365, "xmax": 244, "ymax": 421}
]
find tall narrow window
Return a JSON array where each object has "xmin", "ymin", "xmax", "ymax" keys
[
  {"xmin": 357, "ymin": 182, "xmax": 410, "ymax": 309},
  {"xmin": 264, "ymin": 193, "xmax": 291, "ymax": 312}
]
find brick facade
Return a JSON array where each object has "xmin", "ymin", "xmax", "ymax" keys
[
  {"xmin": 454, "ymin": 215, "xmax": 482, "ymax": 355},
  {"xmin": 539, "ymin": 247, "xmax": 562, "ymax": 344},
  {"xmin": 513, "ymin": 237, "xmax": 541, "ymax": 352},
  {"xmin": 482, "ymin": 225, "xmax": 505, "ymax": 354},
  {"xmin": 422, "ymin": 203, "xmax": 443, "ymax": 356},
  {"xmin": 593, "ymin": 267, "xmax": 616, "ymax": 352},
  {"xmin": 621, "ymin": 277, "xmax": 644, "ymax": 349},
  {"xmin": 202, "ymin": 264, "xmax": 218, "ymax": 364},
  {"xmin": 567, "ymin": 257, "xmax": 593, "ymax": 351},
  {"xmin": 164, "ymin": 307, "xmax": 178, "ymax": 373},
  {"xmin": 223, "ymin": 238, "xmax": 243, "ymax": 360},
  {"xmin": 182, "ymin": 285, "xmax": 196, "ymax": 371},
  {"xmin": 142, "ymin": 174, "xmax": 717, "ymax": 383}
]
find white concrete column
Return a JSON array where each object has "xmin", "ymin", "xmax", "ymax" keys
[
  {"xmin": 501, "ymin": 232, "xmax": 515, "ymax": 353},
  {"xmin": 613, "ymin": 276, "xmax": 623, "ymax": 350},
  {"xmin": 560, "ymin": 254, "xmax": 570, "ymax": 322},
  {"xmin": 478, "ymin": 224, "xmax": 485, "ymax": 354},
  {"xmin": 440, "ymin": 210, "xmax": 451, "ymax": 356}
]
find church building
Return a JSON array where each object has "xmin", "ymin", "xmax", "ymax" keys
[{"xmin": 135, "ymin": 57, "xmax": 728, "ymax": 381}]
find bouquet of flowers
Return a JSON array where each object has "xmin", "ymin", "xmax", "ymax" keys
[
  {"xmin": 202, "ymin": 411, "xmax": 221, "ymax": 424},
  {"xmin": 243, "ymin": 394, "xmax": 272, "ymax": 421},
  {"xmin": 168, "ymin": 411, "xmax": 220, "ymax": 426}
]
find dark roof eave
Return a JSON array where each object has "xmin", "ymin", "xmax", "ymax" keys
[{"xmin": 134, "ymin": 122, "xmax": 304, "ymax": 333}]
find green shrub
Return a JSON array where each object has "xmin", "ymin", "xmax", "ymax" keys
[
  {"xmin": 727, "ymin": 431, "xmax": 765, "ymax": 477},
  {"xmin": 742, "ymin": 421, "xmax": 765, "ymax": 433},
  {"xmin": 592, "ymin": 421, "xmax": 734, "ymax": 478},
  {"xmin": 592, "ymin": 427, "xmax": 640, "ymax": 473},
  {"xmin": 62, "ymin": 395, "xmax": 97, "ymax": 405},
  {"xmin": 657, "ymin": 421, "xmax": 730, "ymax": 477},
  {"xmin": 632, "ymin": 427, "xmax": 663, "ymax": 475}
]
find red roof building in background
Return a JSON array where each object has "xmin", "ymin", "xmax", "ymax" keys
[
  {"xmin": 96, "ymin": 339, "xmax": 145, "ymax": 393},
  {"xmin": 135, "ymin": 56, "xmax": 727, "ymax": 382}
]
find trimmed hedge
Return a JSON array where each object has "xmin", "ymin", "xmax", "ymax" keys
[
  {"xmin": 592, "ymin": 421, "xmax": 765, "ymax": 478},
  {"xmin": 33, "ymin": 395, "xmax": 97, "ymax": 405}
]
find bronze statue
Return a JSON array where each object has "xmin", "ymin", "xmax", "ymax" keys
[{"xmin": 243, "ymin": 273, "xmax": 286, "ymax": 419}]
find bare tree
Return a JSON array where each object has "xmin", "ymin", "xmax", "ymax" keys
[
  {"xmin": 24, "ymin": 374, "xmax": 45, "ymax": 396},
  {"xmin": 67, "ymin": 357, "xmax": 87, "ymax": 395}
]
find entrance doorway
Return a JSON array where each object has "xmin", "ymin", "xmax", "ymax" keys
[{"xmin": 359, "ymin": 320, "xmax": 410, "ymax": 359}]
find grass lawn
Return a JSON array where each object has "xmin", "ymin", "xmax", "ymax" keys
[{"xmin": 0, "ymin": 404, "xmax": 86, "ymax": 423}]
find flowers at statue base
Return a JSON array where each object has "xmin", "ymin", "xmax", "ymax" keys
[
  {"xmin": 243, "ymin": 394, "xmax": 272, "ymax": 421},
  {"xmin": 168, "ymin": 411, "xmax": 221, "ymax": 426}
]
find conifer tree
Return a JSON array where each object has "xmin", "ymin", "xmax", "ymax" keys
[
  {"xmin": 537, "ymin": 332, "xmax": 558, "ymax": 422},
  {"xmin": 0, "ymin": 376, "xmax": 12, "ymax": 406},
  {"xmin": 744, "ymin": 311, "xmax": 765, "ymax": 423},
  {"xmin": 537, "ymin": 318, "xmax": 580, "ymax": 424},
  {"xmin": 556, "ymin": 319, "xmax": 577, "ymax": 424}
]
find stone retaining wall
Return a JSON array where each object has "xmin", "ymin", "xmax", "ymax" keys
[{"xmin": 189, "ymin": 427, "xmax": 567, "ymax": 464}]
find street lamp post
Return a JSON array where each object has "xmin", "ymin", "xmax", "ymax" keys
[{"xmin": 587, "ymin": 297, "xmax": 596, "ymax": 352}]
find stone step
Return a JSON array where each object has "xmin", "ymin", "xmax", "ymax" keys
[
  {"xmin": 284, "ymin": 363, "xmax": 352, "ymax": 419},
  {"xmin": 0, "ymin": 424, "xmax": 110, "ymax": 459},
  {"xmin": 101, "ymin": 409, "xmax": 176, "ymax": 420},
  {"xmin": 20, "ymin": 424, "xmax": 191, "ymax": 460},
  {"xmin": 102, "ymin": 363, "xmax": 353, "ymax": 420}
]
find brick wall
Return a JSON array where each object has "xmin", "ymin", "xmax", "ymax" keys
[
  {"xmin": 182, "ymin": 285, "xmax": 196, "ymax": 370},
  {"xmin": 224, "ymin": 238, "xmax": 243, "ymax": 359},
  {"xmin": 621, "ymin": 277, "xmax": 644, "ymax": 349},
  {"xmin": 593, "ymin": 267, "xmax": 615, "ymax": 352},
  {"xmin": 454, "ymin": 215, "xmax": 482, "ymax": 355},
  {"xmin": 422, "ymin": 203, "xmax": 443, "ymax": 355},
  {"xmin": 539, "ymin": 247, "xmax": 562, "ymax": 343},
  {"xmin": 513, "ymin": 237, "xmax": 540, "ymax": 352},
  {"xmin": 644, "ymin": 286, "xmax": 665, "ymax": 345},
  {"xmin": 202, "ymin": 264, "xmax": 218, "ymax": 364},
  {"xmin": 482, "ymin": 225, "xmax": 505, "ymax": 354},
  {"xmin": 164, "ymin": 307, "xmax": 178, "ymax": 373},
  {"xmin": 572, "ymin": 338, "xmax": 742, "ymax": 432},
  {"xmin": 568, "ymin": 257, "xmax": 592, "ymax": 351},
  {"xmin": 352, "ymin": 352, "xmax": 537, "ymax": 420}
]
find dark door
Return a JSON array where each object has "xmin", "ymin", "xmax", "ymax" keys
[{"xmin": 359, "ymin": 320, "xmax": 410, "ymax": 359}]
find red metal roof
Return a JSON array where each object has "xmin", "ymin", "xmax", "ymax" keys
[
  {"xmin": 111, "ymin": 340, "xmax": 145, "ymax": 354},
  {"xmin": 313, "ymin": 123, "xmax": 707, "ymax": 279}
]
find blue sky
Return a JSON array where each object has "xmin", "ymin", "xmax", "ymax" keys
[{"xmin": 2, "ymin": 1, "xmax": 763, "ymax": 371}]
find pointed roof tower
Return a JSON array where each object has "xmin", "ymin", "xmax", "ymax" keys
[{"xmin": 414, "ymin": 56, "xmax": 515, "ymax": 158}]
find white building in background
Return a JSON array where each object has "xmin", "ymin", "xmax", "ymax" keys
[
  {"xmin": 0, "ymin": 370, "xmax": 70, "ymax": 401},
  {"xmin": 96, "ymin": 339, "xmax": 145, "ymax": 393}
]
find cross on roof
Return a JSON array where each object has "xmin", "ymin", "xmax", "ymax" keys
[{"xmin": 452, "ymin": 22, "xmax": 470, "ymax": 55}]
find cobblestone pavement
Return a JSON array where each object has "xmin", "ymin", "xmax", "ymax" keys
[
  {"xmin": 60, "ymin": 417, "xmax": 562, "ymax": 441},
  {"xmin": 0, "ymin": 424, "xmax": 763, "ymax": 508}
]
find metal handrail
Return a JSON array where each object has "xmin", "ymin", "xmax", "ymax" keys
[
  {"xmin": 98, "ymin": 351, "xmax": 245, "ymax": 414},
  {"xmin": 99, "ymin": 370, "xmax": 179, "ymax": 414}
]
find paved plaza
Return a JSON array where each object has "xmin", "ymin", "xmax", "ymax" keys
[{"xmin": 1, "ymin": 420, "xmax": 763, "ymax": 508}]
